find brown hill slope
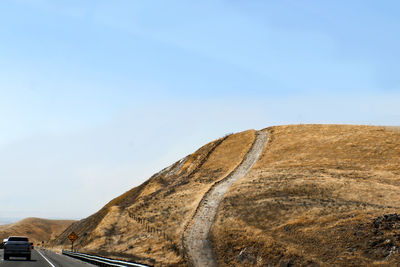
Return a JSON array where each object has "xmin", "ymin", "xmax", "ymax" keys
[
  {"xmin": 50, "ymin": 130, "xmax": 256, "ymax": 265},
  {"xmin": 50, "ymin": 125, "xmax": 400, "ymax": 266},
  {"xmin": 0, "ymin": 218, "xmax": 75, "ymax": 244},
  {"xmin": 212, "ymin": 125, "xmax": 400, "ymax": 266}
]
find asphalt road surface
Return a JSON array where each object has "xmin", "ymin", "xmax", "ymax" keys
[{"xmin": 0, "ymin": 249, "xmax": 94, "ymax": 267}]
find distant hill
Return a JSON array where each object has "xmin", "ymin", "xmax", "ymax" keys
[
  {"xmin": 50, "ymin": 125, "xmax": 400, "ymax": 266},
  {"xmin": 0, "ymin": 218, "xmax": 75, "ymax": 244}
]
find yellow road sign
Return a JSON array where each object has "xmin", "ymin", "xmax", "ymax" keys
[{"xmin": 68, "ymin": 232, "xmax": 79, "ymax": 242}]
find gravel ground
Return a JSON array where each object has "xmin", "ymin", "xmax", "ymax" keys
[{"xmin": 185, "ymin": 129, "xmax": 269, "ymax": 267}]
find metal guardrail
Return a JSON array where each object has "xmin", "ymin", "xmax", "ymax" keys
[{"xmin": 62, "ymin": 250, "xmax": 150, "ymax": 267}]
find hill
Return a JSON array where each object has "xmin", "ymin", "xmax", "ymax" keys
[
  {"xmin": 50, "ymin": 125, "xmax": 400, "ymax": 266},
  {"xmin": 212, "ymin": 125, "xmax": 400, "ymax": 266},
  {"xmin": 0, "ymin": 217, "xmax": 75, "ymax": 244},
  {"xmin": 50, "ymin": 129, "xmax": 256, "ymax": 265}
]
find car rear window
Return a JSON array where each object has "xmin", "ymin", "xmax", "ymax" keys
[{"xmin": 8, "ymin": 237, "xmax": 29, "ymax": 241}]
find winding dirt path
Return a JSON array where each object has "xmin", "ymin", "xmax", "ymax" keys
[{"xmin": 185, "ymin": 129, "xmax": 269, "ymax": 267}]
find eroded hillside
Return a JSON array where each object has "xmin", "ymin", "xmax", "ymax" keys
[
  {"xmin": 212, "ymin": 125, "xmax": 400, "ymax": 266},
  {"xmin": 0, "ymin": 218, "xmax": 75, "ymax": 244}
]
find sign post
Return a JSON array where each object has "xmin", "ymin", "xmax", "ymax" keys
[{"xmin": 67, "ymin": 232, "xmax": 79, "ymax": 252}]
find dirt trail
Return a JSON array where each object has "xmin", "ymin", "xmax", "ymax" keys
[{"xmin": 185, "ymin": 129, "xmax": 269, "ymax": 267}]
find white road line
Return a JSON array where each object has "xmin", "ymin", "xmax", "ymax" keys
[{"xmin": 37, "ymin": 250, "xmax": 56, "ymax": 267}]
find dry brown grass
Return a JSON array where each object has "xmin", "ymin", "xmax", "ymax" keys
[
  {"xmin": 49, "ymin": 125, "xmax": 400, "ymax": 266},
  {"xmin": 50, "ymin": 130, "xmax": 256, "ymax": 266},
  {"xmin": 212, "ymin": 125, "xmax": 400, "ymax": 266},
  {"xmin": 0, "ymin": 218, "xmax": 75, "ymax": 244}
]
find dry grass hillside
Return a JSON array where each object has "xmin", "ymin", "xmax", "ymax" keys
[
  {"xmin": 212, "ymin": 125, "xmax": 400, "ymax": 266},
  {"xmin": 49, "ymin": 125, "xmax": 400, "ymax": 266},
  {"xmin": 0, "ymin": 218, "xmax": 75, "ymax": 244},
  {"xmin": 50, "ymin": 130, "xmax": 256, "ymax": 266}
]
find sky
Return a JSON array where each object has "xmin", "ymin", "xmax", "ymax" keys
[{"xmin": 0, "ymin": 0, "xmax": 399, "ymax": 222}]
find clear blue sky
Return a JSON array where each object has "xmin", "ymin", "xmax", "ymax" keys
[{"xmin": 0, "ymin": 0, "xmax": 399, "ymax": 221}]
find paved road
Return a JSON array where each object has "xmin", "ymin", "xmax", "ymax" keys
[{"xmin": 0, "ymin": 249, "xmax": 94, "ymax": 267}]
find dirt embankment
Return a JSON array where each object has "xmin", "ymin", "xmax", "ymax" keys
[{"xmin": 184, "ymin": 129, "xmax": 268, "ymax": 267}]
